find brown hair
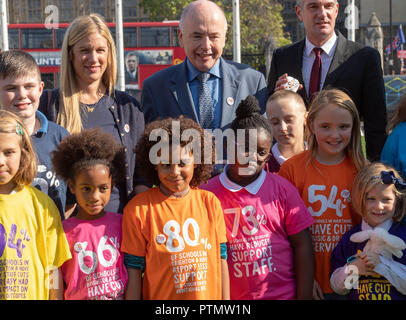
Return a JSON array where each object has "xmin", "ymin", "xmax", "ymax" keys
[
  {"xmin": 0, "ymin": 50, "xmax": 41, "ymax": 81},
  {"xmin": 386, "ymin": 94, "xmax": 406, "ymax": 134},
  {"xmin": 0, "ymin": 110, "xmax": 37, "ymax": 185},
  {"xmin": 352, "ymin": 162, "xmax": 406, "ymax": 222},
  {"xmin": 135, "ymin": 117, "xmax": 214, "ymax": 187}
]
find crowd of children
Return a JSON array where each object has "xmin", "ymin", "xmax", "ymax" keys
[{"xmin": 0, "ymin": 49, "xmax": 405, "ymax": 300}]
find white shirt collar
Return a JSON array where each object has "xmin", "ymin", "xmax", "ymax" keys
[
  {"xmin": 304, "ymin": 32, "xmax": 337, "ymax": 58},
  {"xmin": 271, "ymin": 143, "xmax": 286, "ymax": 166},
  {"xmin": 361, "ymin": 219, "xmax": 393, "ymax": 232},
  {"xmin": 219, "ymin": 165, "xmax": 266, "ymax": 195}
]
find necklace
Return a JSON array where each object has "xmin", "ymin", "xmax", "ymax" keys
[{"xmin": 86, "ymin": 105, "xmax": 97, "ymax": 112}]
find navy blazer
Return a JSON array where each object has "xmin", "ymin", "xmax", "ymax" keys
[
  {"xmin": 267, "ymin": 31, "xmax": 387, "ymax": 162},
  {"xmin": 141, "ymin": 57, "xmax": 268, "ymax": 130}
]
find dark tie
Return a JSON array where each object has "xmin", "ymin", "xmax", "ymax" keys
[
  {"xmin": 197, "ymin": 72, "xmax": 213, "ymax": 129},
  {"xmin": 309, "ymin": 47, "xmax": 323, "ymax": 99}
]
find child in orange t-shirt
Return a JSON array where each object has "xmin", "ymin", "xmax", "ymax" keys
[
  {"xmin": 279, "ymin": 89, "xmax": 367, "ymax": 299},
  {"xmin": 122, "ymin": 117, "xmax": 229, "ymax": 300}
]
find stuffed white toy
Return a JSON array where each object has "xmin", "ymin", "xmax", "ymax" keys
[{"xmin": 350, "ymin": 227, "xmax": 406, "ymax": 260}]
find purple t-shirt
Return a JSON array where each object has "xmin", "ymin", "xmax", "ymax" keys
[
  {"xmin": 61, "ymin": 212, "xmax": 128, "ymax": 300},
  {"xmin": 202, "ymin": 171, "xmax": 314, "ymax": 300},
  {"xmin": 331, "ymin": 222, "xmax": 406, "ymax": 300}
]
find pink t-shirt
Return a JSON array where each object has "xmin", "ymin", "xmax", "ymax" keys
[
  {"xmin": 61, "ymin": 212, "xmax": 128, "ymax": 300},
  {"xmin": 201, "ymin": 170, "xmax": 314, "ymax": 300}
]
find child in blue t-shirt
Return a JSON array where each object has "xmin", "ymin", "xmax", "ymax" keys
[{"xmin": 0, "ymin": 50, "xmax": 73, "ymax": 219}]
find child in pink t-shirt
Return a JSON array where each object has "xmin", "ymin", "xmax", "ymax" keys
[
  {"xmin": 202, "ymin": 96, "xmax": 314, "ymax": 300},
  {"xmin": 51, "ymin": 128, "xmax": 128, "ymax": 300}
]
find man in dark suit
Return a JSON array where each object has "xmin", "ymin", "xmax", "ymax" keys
[
  {"xmin": 267, "ymin": 0, "xmax": 387, "ymax": 162},
  {"xmin": 141, "ymin": 0, "xmax": 268, "ymax": 130},
  {"xmin": 125, "ymin": 52, "xmax": 139, "ymax": 86}
]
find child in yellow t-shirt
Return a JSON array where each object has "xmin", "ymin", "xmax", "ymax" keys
[
  {"xmin": 0, "ymin": 110, "xmax": 71, "ymax": 300},
  {"xmin": 122, "ymin": 117, "xmax": 229, "ymax": 300}
]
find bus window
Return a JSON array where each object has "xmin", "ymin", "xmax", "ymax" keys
[
  {"xmin": 55, "ymin": 28, "xmax": 67, "ymax": 49},
  {"xmin": 124, "ymin": 27, "xmax": 137, "ymax": 47},
  {"xmin": 41, "ymin": 73, "xmax": 55, "ymax": 90},
  {"xmin": 140, "ymin": 27, "xmax": 170, "ymax": 47},
  {"xmin": 8, "ymin": 29, "xmax": 19, "ymax": 49},
  {"xmin": 172, "ymin": 27, "xmax": 180, "ymax": 47},
  {"xmin": 21, "ymin": 29, "xmax": 53, "ymax": 49}
]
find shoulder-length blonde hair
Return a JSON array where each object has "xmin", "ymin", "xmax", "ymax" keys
[
  {"xmin": 305, "ymin": 89, "xmax": 367, "ymax": 172},
  {"xmin": 352, "ymin": 162, "xmax": 406, "ymax": 222},
  {"xmin": 59, "ymin": 13, "xmax": 117, "ymax": 134},
  {"xmin": 0, "ymin": 110, "xmax": 37, "ymax": 185},
  {"xmin": 386, "ymin": 94, "xmax": 406, "ymax": 134}
]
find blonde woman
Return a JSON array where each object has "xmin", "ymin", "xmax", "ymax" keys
[{"xmin": 39, "ymin": 14, "xmax": 147, "ymax": 214}]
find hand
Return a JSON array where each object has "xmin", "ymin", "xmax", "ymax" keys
[
  {"xmin": 350, "ymin": 252, "xmax": 380, "ymax": 277},
  {"xmin": 274, "ymin": 73, "xmax": 303, "ymax": 92},
  {"xmin": 312, "ymin": 279, "xmax": 324, "ymax": 300}
]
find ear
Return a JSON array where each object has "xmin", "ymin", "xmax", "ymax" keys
[
  {"xmin": 38, "ymin": 81, "xmax": 44, "ymax": 95},
  {"xmin": 67, "ymin": 178, "xmax": 76, "ymax": 194},
  {"xmin": 177, "ymin": 28, "xmax": 184, "ymax": 48},
  {"xmin": 350, "ymin": 230, "xmax": 372, "ymax": 243},
  {"xmin": 295, "ymin": 4, "xmax": 303, "ymax": 22}
]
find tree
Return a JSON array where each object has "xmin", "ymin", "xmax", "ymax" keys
[{"xmin": 138, "ymin": 0, "xmax": 291, "ymax": 73}]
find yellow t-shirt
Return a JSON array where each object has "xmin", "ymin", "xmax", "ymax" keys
[
  {"xmin": 0, "ymin": 185, "xmax": 71, "ymax": 300},
  {"xmin": 279, "ymin": 151, "xmax": 361, "ymax": 294},
  {"xmin": 122, "ymin": 187, "xmax": 227, "ymax": 300}
]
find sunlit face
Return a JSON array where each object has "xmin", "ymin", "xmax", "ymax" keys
[
  {"xmin": 295, "ymin": 0, "xmax": 338, "ymax": 46},
  {"xmin": 310, "ymin": 104, "xmax": 353, "ymax": 164},
  {"xmin": 69, "ymin": 164, "xmax": 112, "ymax": 220},
  {"xmin": 0, "ymin": 132, "xmax": 21, "ymax": 194},
  {"xmin": 227, "ymin": 129, "xmax": 272, "ymax": 186},
  {"xmin": 71, "ymin": 32, "xmax": 109, "ymax": 88},
  {"xmin": 364, "ymin": 183, "xmax": 396, "ymax": 228},
  {"xmin": 266, "ymin": 98, "xmax": 306, "ymax": 147},
  {"xmin": 178, "ymin": 3, "xmax": 226, "ymax": 72},
  {"xmin": 155, "ymin": 146, "xmax": 196, "ymax": 196},
  {"xmin": 0, "ymin": 75, "xmax": 44, "ymax": 122}
]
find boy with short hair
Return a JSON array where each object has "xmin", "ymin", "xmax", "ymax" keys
[
  {"xmin": 265, "ymin": 90, "xmax": 307, "ymax": 172},
  {"xmin": 0, "ymin": 50, "xmax": 71, "ymax": 219}
]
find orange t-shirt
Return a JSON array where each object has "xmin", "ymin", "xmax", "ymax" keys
[
  {"xmin": 279, "ymin": 151, "xmax": 361, "ymax": 293},
  {"xmin": 122, "ymin": 187, "xmax": 227, "ymax": 300}
]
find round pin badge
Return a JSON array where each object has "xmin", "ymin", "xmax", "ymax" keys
[
  {"xmin": 156, "ymin": 234, "xmax": 166, "ymax": 245},
  {"xmin": 226, "ymin": 97, "xmax": 234, "ymax": 106},
  {"xmin": 124, "ymin": 124, "xmax": 130, "ymax": 133}
]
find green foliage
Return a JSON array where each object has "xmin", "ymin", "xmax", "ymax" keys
[{"xmin": 138, "ymin": 0, "xmax": 291, "ymax": 71}]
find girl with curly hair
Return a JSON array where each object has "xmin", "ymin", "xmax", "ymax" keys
[
  {"xmin": 51, "ymin": 128, "xmax": 128, "ymax": 300},
  {"xmin": 122, "ymin": 116, "xmax": 230, "ymax": 300},
  {"xmin": 202, "ymin": 95, "xmax": 314, "ymax": 300}
]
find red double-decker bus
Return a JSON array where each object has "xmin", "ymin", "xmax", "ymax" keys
[{"xmin": 7, "ymin": 21, "xmax": 186, "ymax": 96}]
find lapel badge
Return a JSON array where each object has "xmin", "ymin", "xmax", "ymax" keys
[
  {"xmin": 156, "ymin": 234, "xmax": 166, "ymax": 245},
  {"xmin": 124, "ymin": 124, "xmax": 130, "ymax": 133},
  {"xmin": 226, "ymin": 97, "xmax": 234, "ymax": 106}
]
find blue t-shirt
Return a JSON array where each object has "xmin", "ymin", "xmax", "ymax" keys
[{"xmin": 32, "ymin": 110, "xmax": 70, "ymax": 219}]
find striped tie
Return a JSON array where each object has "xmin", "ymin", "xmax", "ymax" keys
[{"xmin": 197, "ymin": 72, "xmax": 213, "ymax": 129}]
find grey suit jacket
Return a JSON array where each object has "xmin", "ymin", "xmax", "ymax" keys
[
  {"xmin": 141, "ymin": 57, "xmax": 268, "ymax": 130},
  {"xmin": 267, "ymin": 31, "xmax": 387, "ymax": 161}
]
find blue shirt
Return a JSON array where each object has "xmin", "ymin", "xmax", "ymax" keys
[
  {"xmin": 186, "ymin": 58, "xmax": 222, "ymax": 129},
  {"xmin": 32, "ymin": 110, "xmax": 70, "ymax": 219}
]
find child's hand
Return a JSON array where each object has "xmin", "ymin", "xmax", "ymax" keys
[
  {"xmin": 350, "ymin": 252, "xmax": 380, "ymax": 277},
  {"xmin": 312, "ymin": 279, "xmax": 324, "ymax": 300}
]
